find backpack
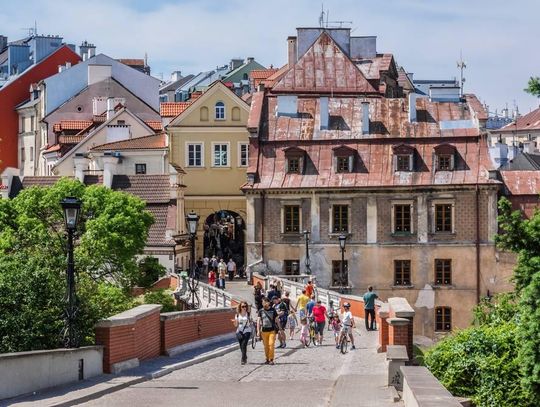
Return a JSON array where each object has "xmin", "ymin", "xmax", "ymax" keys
[{"xmin": 260, "ymin": 309, "xmax": 275, "ymax": 330}]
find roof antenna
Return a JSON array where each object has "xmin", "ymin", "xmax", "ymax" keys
[
  {"xmin": 319, "ymin": 4, "xmax": 325, "ymax": 27},
  {"xmin": 457, "ymin": 50, "xmax": 466, "ymax": 97}
]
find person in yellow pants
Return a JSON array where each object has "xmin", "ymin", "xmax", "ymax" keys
[{"xmin": 257, "ymin": 297, "xmax": 279, "ymax": 365}]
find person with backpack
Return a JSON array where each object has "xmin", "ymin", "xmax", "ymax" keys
[
  {"xmin": 257, "ymin": 297, "xmax": 280, "ymax": 365},
  {"xmin": 273, "ymin": 296, "xmax": 288, "ymax": 348},
  {"xmin": 233, "ymin": 301, "xmax": 252, "ymax": 365}
]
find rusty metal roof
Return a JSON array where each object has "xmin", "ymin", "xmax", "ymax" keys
[
  {"xmin": 272, "ymin": 32, "xmax": 377, "ymax": 94},
  {"xmin": 500, "ymin": 170, "xmax": 540, "ymax": 195},
  {"xmin": 499, "ymin": 106, "xmax": 540, "ymax": 133}
]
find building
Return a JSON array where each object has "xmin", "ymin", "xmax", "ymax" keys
[
  {"xmin": 167, "ymin": 81, "xmax": 250, "ymax": 269},
  {"xmin": 220, "ymin": 57, "xmax": 265, "ymax": 96},
  {"xmin": 0, "ymin": 42, "xmax": 80, "ymax": 172},
  {"xmin": 243, "ymin": 27, "xmax": 513, "ymax": 338},
  {"xmin": 159, "ymin": 72, "xmax": 195, "ymax": 103},
  {"xmin": 117, "ymin": 57, "xmax": 151, "ymax": 75}
]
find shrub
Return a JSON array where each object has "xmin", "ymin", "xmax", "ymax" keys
[
  {"xmin": 136, "ymin": 256, "xmax": 167, "ymax": 288},
  {"xmin": 144, "ymin": 289, "xmax": 176, "ymax": 312}
]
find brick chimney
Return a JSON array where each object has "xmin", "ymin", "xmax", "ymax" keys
[{"xmin": 287, "ymin": 36, "xmax": 297, "ymax": 67}]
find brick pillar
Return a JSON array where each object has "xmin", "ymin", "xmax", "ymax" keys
[
  {"xmin": 377, "ymin": 303, "xmax": 389, "ymax": 353},
  {"xmin": 387, "ymin": 317, "xmax": 412, "ymax": 359}
]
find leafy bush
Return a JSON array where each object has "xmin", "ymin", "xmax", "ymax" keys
[
  {"xmin": 136, "ymin": 256, "xmax": 166, "ymax": 288},
  {"xmin": 144, "ymin": 289, "xmax": 176, "ymax": 312}
]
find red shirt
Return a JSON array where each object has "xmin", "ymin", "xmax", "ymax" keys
[
  {"xmin": 312, "ymin": 305, "xmax": 327, "ymax": 323},
  {"xmin": 305, "ymin": 284, "xmax": 314, "ymax": 298}
]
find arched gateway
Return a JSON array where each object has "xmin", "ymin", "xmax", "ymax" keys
[{"xmin": 203, "ymin": 210, "xmax": 245, "ymax": 270}]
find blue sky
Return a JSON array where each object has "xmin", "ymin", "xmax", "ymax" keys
[{"xmin": 1, "ymin": 0, "xmax": 538, "ymax": 114}]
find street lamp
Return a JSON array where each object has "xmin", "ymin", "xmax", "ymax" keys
[
  {"xmin": 185, "ymin": 211, "xmax": 200, "ymax": 309},
  {"xmin": 303, "ymin": 230, "xmax": 311, "ymax": 275},
  {"xmin": 60, "ymin": 197, "xmax": 82, "ymax": 348},
  {"xmin": 338, "ymin": 234, "xmax": 347, "ymax": 294}
]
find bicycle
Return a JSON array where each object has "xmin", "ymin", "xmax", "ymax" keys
[
  {"xmin": 338, "ymin": 326, "xmax": 353, "ymax": 354},
  {"xmin": 308, "ymin": 317, "xmax": 317, "ymax": 346}
]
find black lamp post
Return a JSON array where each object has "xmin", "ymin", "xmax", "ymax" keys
[
  {"xmin": 303, "ymin": 229, "xmax": 311, "ymax": 275},
  {"xmin": 60, "ymin": 197, "xmax": 82, "ymax": 348},
  {"xmin": 186, "ymin": 211, "xmax": 200, "ymax": 310},
  {"xmin": 338, "ymin": 234, "xmax": 347, "ymax": 294}
]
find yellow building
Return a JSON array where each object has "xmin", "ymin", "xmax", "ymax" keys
[{"xmin": 167, "ymin": 81, "xmax": 250, "ymax": 269}]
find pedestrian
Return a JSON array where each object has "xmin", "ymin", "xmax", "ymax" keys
[
  {"xmin": 306, "ymin": 295, "xmax": 316, "ymax": 317},
  {"xmin": 218, "ymin": 258, "xmax": 227, "ymax": 289},
  {"xmin": 196, "ymin": 257, "xmax": 203, "ymax": 272},
  {"xmin": 331, "ymin": 315, "xmax": 342, "ymax": 346},
  {"xmin": 282, "ymin": 291, "xmax": 296, "ymax": 313},
  {"xmin": 275, "ymin": 279, "xmax": 283, "ymax": 296},
  {"xmin": 327, "ymin": 299, "xmax": 337, "ymax": 320},
  {"xmin": 299, "ymin": 317, "xmax": 309, "ymax": 348},
  {"xmin": 211, "ymin": 255, "xmax": 218, "ymax": 271},
  {"xmin": 266, "ymin": 284, "xmax": 276, "ymax": 301},
  {"xmin": 227, "ymin": 258, "xmax": 236, "ymax": 281},
  {"xmin": 203, "ymin": 256, "xmax": 209, "ymax": 274},
  {"xmin": 273, "ymin": 296, "xmax": 288, "ymax": 348},
  {"xmin": 287, "ymin": 311, "xmax": 298, "ymax": 340},
  {"xmin": 257, "ymin": 297, "xmax": 279, "ymax": 365},
  {"xmin": 254, "ymin": 281, "xmax": 264, "ymax": 311},
  {"xmin": 234, "ymin": 301, "xmax": 252, "ymax": 365},
  {"xmin": 305, "ymin": 279, "xmax": 314, "ymax": 298},
  {"xmin": 338, "ymin": 302, "xmax": 356, "ymax": 350},
  {"xmin": 312, "ymin": 299, "xmax": 327, "ymax": 345},
  {"xmin": 208, "ymin": 268, "xmax": 216, "ymax": 286},
  {"xmin": 296, "ymin": 289, "xmax": 310, "ymax": 318},
  {"xmin": 363, "ymin": 286, "xmax": 379, "ymax": 331}
]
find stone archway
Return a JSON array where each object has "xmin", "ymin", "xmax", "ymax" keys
[{"xmin": 203, "ymin": 209, "xmax": 245, "ymax": 269}]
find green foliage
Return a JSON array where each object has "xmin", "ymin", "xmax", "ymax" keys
[
  {"xmin": 136, "ymin": 256, "xmax": 167, "ymax": 288},
  {"xmin": 143, "ymin": 289, "xmax": 176, "ymax": 312},
  {"xmin": 525, "ymin": 76, "xmax": 540, "ymax": 98},
  {"xmin": 0, "ymin": 178, "xmax": 153, "ymax": 352},
  {"xmin": 473, "ymin": 292, "xmax": 519, "ymax": 326}
]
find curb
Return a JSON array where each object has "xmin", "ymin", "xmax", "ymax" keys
[{"xmin": 52, "ymin": 342, "xmax": 238, "ymax": 407}]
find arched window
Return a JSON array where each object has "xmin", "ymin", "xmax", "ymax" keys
[
  {"xmin": 215, "ymin": 102, "xmax": 225, "ymax": 120},
  {"xmin": 200, "ymin": 106, "xmax": 209, "ymax": 121},
  {"xmin": 232, "ymin": 106, "xmax": 241, "ymax": 121}
]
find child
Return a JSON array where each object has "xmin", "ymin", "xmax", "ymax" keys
[
  {"xmin": 287, "ymin": 311, "xmax": 298, "ymax": 340},
  {"xmin": 299, "ymin": 318, "xmax": 309, "ymax": 348},
  {"xmin": 331, "ymin": 315, "xmax": 342, "ymax": 347}
]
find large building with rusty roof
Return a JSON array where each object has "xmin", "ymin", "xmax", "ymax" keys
[{"xmin": 243, "ymin": 27, "xmax": 514, "ymax": 338}]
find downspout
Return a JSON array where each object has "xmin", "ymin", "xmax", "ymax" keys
[
  {"xmin": 476, "ymin": 184, "xmax": 481, "ymax": 304},
  {"xmin": 261, "ymin": 191, "xmax": 266, "ymax": 263}
]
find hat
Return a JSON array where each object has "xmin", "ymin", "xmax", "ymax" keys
[{"xmin": 343, "ymin": 302, "xmax": 351, "ymax": 308}]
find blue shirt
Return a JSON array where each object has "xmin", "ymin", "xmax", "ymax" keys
[
  {"xmin": 363, "ymin": 292, "xmax": 378, "ymax": 310},
  {"xmin": 306, "ymin": 300, "xmax": 316, "ymax": 315}
]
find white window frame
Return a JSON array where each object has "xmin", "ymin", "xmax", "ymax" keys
[
  {"xmin": 212, "ymin": 142, "xmax": 230, "ymax": 167},
  {"xmin": 391, "ymin": 200, "xmax": 415, "ymax": 234},
  {"xmin": 215, "ymin": 101, "xmax": 225, "ymax": 120},
  {"xmin": 185, "ymin": 142, "xmax": 204, "ymax": 167},
  {"xmin": 238, "ymin": 142, "xmax": 249, "ymax": 167},
  {"xmin": 431, "ymin": 200, "xmax": 455, "ymax": 234},
  {"xmin": 328, "ymin": 200, "xmax": 352, "ymax": 235},
  {"xmin": 393, "ymin": 154, "xmax": 413, "ymax": 172},
  {"xmin": 135, "ymin": 163, "xmax": 147, "ymax": 174},
  {"xmin": 280, "ymin": 200, "xmax": 302, "ymax": 234}
]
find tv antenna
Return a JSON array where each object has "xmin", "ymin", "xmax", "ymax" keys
[
  {"xmin": 21, "ymin": 21, "xmax": 38, "ymax": 37},
  {"xmin": 319, "ymin": 5, "xmax": 352, "ymax": 28},
  {"xmin": 457, "ymin": 50, "xmax": 466, "ymax": 97}
]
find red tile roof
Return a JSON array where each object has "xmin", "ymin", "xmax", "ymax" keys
[
  {"xmin": 272, "ymin": 32, "xmax": 377, "ymax": 94},
  {"xmin": 58, "ymin": 135, "xmax": 85, "ymax": 144},
  {"xmin": 160, "ymin": 102, "xmax": 191, "ymax": 117},
  {"xmin": 499, "ymin": 106, "xmax": 540, "ymax": 133},
  {"xmin": 90, "ymin": 134, "xmax": 167, "ymax": 151},
  {"xmin": 44, "ymin": 144, "xmax": 61, "ymax": 153},
  {"xmin": 53, "ymin": 120, "xmax": 93, "ymax": 132},
  {"xmin": 117, "ymin": 58, "xmax": 145, "ymax": 66},
  {"xmin": 250, "ymin": 69, "xmax": 279, "ymax": 80},
  {"xmin": 500, "ymin": 171, "xmax": 540, "ymax": 195},
  {"xmin": 262, "ymin": 64, "xmax": 289, "ymax": 88},
  {"xmin": 144, "ymin": 120, "xmax": 163, "ymax": 131}
]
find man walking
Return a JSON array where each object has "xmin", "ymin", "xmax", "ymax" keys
[
  {"xmin": 257, "ymin": 297, "xmax": 279, "ymax": 365},
  {"xmin": 363, "ymin": 286, "xmax": 378, "ymax": 331},
  {"xmin": 227, "ymin": 258, "xmax": 236, "ymax": 281},
  {"xmin": 218, "ymin": 258, "xmax": 227, "ymax": 289}
]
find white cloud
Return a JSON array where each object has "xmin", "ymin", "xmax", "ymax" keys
[{"xmin": 1, "ymin": 0, "xmax": 538, "ymax": 112}]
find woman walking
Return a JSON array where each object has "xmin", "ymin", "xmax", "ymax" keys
[
  {"xmin": 253, "ymin": 281, "xmax": 264, "ymax": 311},
  {"xmin": 234, "ymin": 301, "xmax": 252, "ymax": 365}
]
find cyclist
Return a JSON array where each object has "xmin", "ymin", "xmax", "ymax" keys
[
  {"xmin": 338, "ymin": 302, "xmax": 356, "ymax": 350},
  {"xmin": 296, "ymin": 289, "xmax": 310, "ymax": 318}
]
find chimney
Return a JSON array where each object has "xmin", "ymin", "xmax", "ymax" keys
[
  {"xmin": 82, "ymin": 52, "xmax": 88, "ymax": 61},
  {"xmin": 88, "ymin": 47, "xmax": 95, "ymax": 58},
  {"xmin": 320, "ymin": 97, "xmax": 329, "ymax": 130},
  {"xmin": 102, "ymin": 154, "xmax": 119, "ymax": 188},
  {"xmin": 362, "ymin": 102, "xmax": 370, "ymax": 135},
  {"xmin": 106, "ymin": 97, "xmax": 115, "ymax": 120},
  {"xmin": 171, "ymin": 70, "xmax": 182, "ymax": 82},
  {"xmin": 408, "ymin": 93, "xmax": 417, "ymax": 123},
  {"xmin": 246, "ymin": 57, "xmax": 254, "ymax": 63},
  {"xmin": 73, "ymin": 154, "xmax": 89, "ymax": 182},
  {"xmin": 287, "ymin": 36, "xmax": 297, "ymax": 67},
  {"xmin": 58, "ymin": 65, "xmax": 64, "ymax": 73},
  {"xmin": 66, "ymin": 62, "xmax": 71, "ymax": 69}
]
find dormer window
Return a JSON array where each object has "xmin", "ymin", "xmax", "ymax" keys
[
  {"xmin": 284, "ymin": 147, "xmax": 306, "ymax": 174},
  {"xmin": 393, "ymin": 144, "xmax": 415, "ymax": 172},
  {"xmin": 333, "ymin": 145, "xmax": 355, "ymax": 173},
  {"xmin": 434, "ymin": 144, "xmax": 456, "ymax": 171}
]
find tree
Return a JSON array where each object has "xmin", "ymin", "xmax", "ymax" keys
[
  {"xmin": 143, "ymin": 289, "xmax": 176, "ymax": 312},
  {"xmin": 136, "ymin": 256, "xmax": 167, "ymax": 288},
  {"xmin": 0, "ymin": 178, "xmax": 153, "ymax": 352},
  {"xmin": 525, "ymin": 76, "xmax": 540, "ymax": 98}
]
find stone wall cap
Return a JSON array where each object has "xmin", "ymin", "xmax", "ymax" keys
[
  {"xmin": 388, "ymin": 297, "xmax": 415, "ymax": 317},
  {"xmin": 378, "ymin": 302, "xmax": 390, "ymax": 317},
  {"xmin": 401, "ymin": 366, "xmax": 462, "ymax": 406},
  {"xmin": 386, "ymin": 345, "xmax": 409, "ymax": 361},
  {"xmin": 387, "ymin": 317, "xmax": 410, "ymax": 326},
  {"xmin": 0, "ymin": 346, "xmax": 103, "ymax": 360},
  {"xmin": 96, "ymin": 304, "xmax": 162, "ymax": 328},
  {"xmin": 161, "ymin": 307, "xmax": 234, "ymax": 321}
]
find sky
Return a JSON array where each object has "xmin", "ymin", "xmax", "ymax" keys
[{"xmin": 1, "ymin": 0, "xmax": 539, "ymax": 114}]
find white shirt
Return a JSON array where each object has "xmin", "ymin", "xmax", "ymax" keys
[
  {"xmin": 342, "ymin": 311, "xmax": 353, "ymax": 327},
  {"xmin": 227, "ymin": 261, "xmax": 236, "ymax": 271},
  {"xmin": 235, "ymin": 313, "xmax": 252, "ymax": 333}
]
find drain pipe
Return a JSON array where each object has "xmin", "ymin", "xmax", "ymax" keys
[
  {"xmin": 261, "ymin": 191, "xmax": 266, "ymax": 263},
  {"xmin": 475, "ymin": 185, "xmax": 481, "ymax": 304}
]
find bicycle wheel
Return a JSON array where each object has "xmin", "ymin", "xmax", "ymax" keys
[{"xmin": 340, "ymin": 336, "xmax": 348, "ymax": 354}]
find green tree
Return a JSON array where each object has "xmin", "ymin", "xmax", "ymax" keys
[
  {"xmin": 143, "ymin": 289, "xmax": 176, "ymax": 312},
  {"xmin": 525, "ymin": 76, "xmax": 540, "ymax": 98},
  {"xmin": 0, "ymin": 178, "xmax": 153, "ymax": 352},
  {"xmin": 136, "ymin": 256, "xmax": 167, "ymax": 288}
]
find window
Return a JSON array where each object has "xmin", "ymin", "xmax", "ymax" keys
[
  {"xmin": 396, "ymin": 154, "xmax": 411, "ymax": 171},
  {"xmin": 117, "ymin": 120, "xmax": 126, "ymax": 125},
  {"xmin": 394, "ymin": 260, "xmax": 411, "ymax": 286},
  {"xmin": 187, "ymin": 143, "xmax": 203, "ymax": 167},
  {"xmin": 435, "ymin": 307, "xmax": 452, "ymax": 331},
  {"xmin": 437, "ymin": 154, "xmax": 453, "ymax": 171},
  {"xmin": 333, "ymin": 145, "xmax": 355, "ymax": 173},
  {"xmin": 283, "ymin": 260, "xmax": 300, "ymax": 275},
  {"xmin": 435, "ymin": 204, "xmax": 453, "ymax": 232},
  {"xmin": 238, "ymin": 143, "xmax": 249, "ymax": 167},
  {"xmin": 394, "ymin": 204, "xmax": 412, "ymax": 233},
  {"xmin": 215, "ymin": 102, "xmax": 225, "ymax": 119},
  {"xmin": 434, "ymin": 144, "xmax": 456, "ymax": 171},
  {"xmin": 29, "ymin": 147, "xmax": 34, "ymax": 162},
  {"xmin": 332, "ymin": 205, "xmax": 349, "ymax": 233},
  {"xmin": 283, "ymin": 205, "xmax": 300, "ymax": 233},
  {"xmin": 21, "ymin": 147, "xmax": 25, "ymax": 162},
  {"xmin": 337, "ymin": 156, "xmax": 350, "ymax": 173},
  {"xmin": 213, "ymin": 143, "xmax": 229, "ymax": 166},
  {"xmin": 232, "ymin": 106, "xmax": 241, "ymax": 121},
  {"xmin": 332, "ymin": 260, "xmax": 349, "ymax": 287},
  {"xmin": 435, "ymin": 259, "xmax": 452, "ymax": 285},
  {"xmin": 135, "ymin": 163, "xmax": 147, "ymax": 174},
  {"xmin": 30, "ymin": 116, "xmax": 34, "ymax": 131},
  {"xmin": 200, "ymin": 106, "xmax": 209, "ymax": 121},
  {"xmin": 288, "ymin": 157, "xmax": 300, "ymax": 173}
]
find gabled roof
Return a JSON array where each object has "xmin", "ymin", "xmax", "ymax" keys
[
  {"xmin": 500, "ymin": 170, "xmax": 540, "ymax": 195},
  {"xmin": 90, "ymin": 134, "xmax": 166, "ymax": 151},
  {"xmin": 160, "ymin": 102, "xmax": 191, "ymax": 117},
  {"xmin": 272, "ymin": 32, "xmax": 377, "ymax": 94},
  {"xmin": 499, "ymin": 106, "xmax": 540, "ymax": 133},
  {"xmin": 159, "ymin": 74, "xmax": 195, "ymax": 93},
  {"xmin": 500, "ymin": 152, "xmax": 540, "ymax": 171},
  {"xmin": 53, "ymin": 120, "xmax": 93, "ymax": 132}
]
